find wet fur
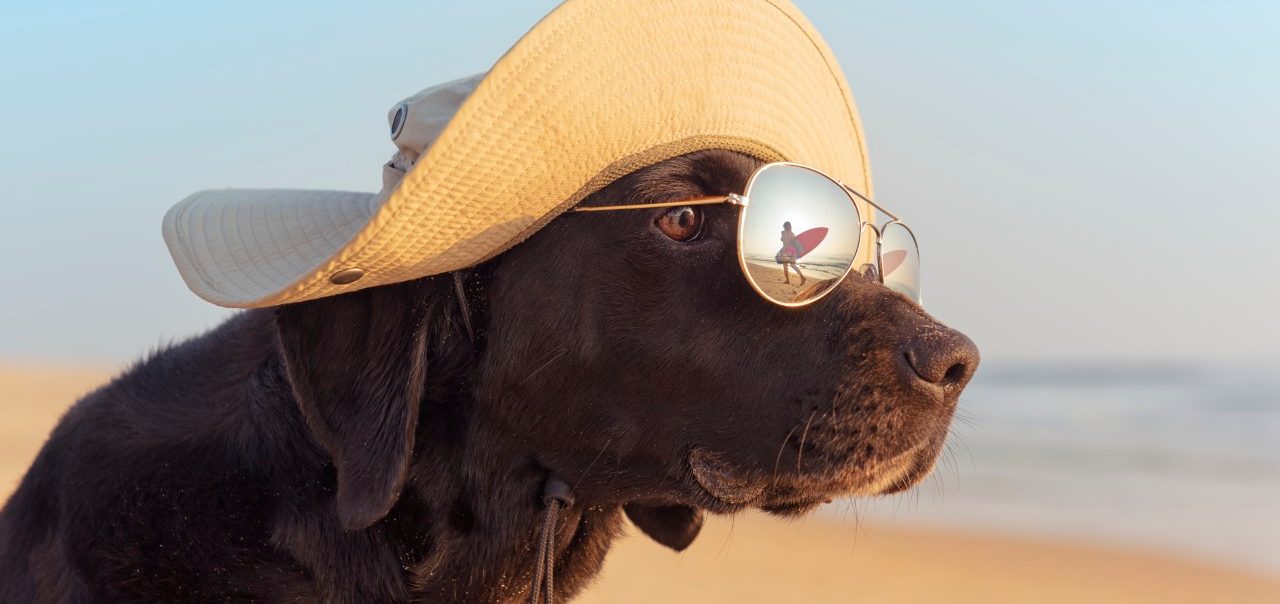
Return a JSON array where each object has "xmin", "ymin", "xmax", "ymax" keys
[{"xmin": 0, "ymin": 150, "xmax": 973, "ymax": 602}]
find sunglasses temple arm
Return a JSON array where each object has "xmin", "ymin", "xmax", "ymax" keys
[
  {"xmin": 569, "ymin": 196, "xmax": 732, "ymax": 213},
  {"xmin": 840, "ymin": 183, "xmax": 899, "ymax": 222}
]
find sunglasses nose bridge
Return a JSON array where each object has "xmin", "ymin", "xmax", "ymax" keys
[{"xmin": 858, "ymin": 222, "xmax": 883, "ymax": 283}]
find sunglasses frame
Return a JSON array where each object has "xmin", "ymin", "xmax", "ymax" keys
[
  {"xmin": 862, "ymin": 220, "xmax": 922, "ymax": 305},
  {"xmin": 570, "ymin": 161, "xmax": 918, "ymax": 308}
]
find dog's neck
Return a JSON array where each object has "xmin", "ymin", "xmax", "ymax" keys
[
  {"xmin": 387, "ymin": 400, "xmax": 623, "ymax": 602},
  {"xmin": 258, "ymin": 288, "xmax": 626, "ymax": 602}
]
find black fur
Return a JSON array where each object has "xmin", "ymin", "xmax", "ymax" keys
[{"xmin": 0, "ymin": 150, "xmax": 977, "ymax": 602}]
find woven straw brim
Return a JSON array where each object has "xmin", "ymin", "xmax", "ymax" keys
[{"xmin": 163, "ymin": 0, "xmax": 874, "ymax": 308}]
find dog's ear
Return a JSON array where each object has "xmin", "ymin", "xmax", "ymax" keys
[
  {"xmin": 624, "ymin": 503, "xmax": 704, "ymax": 551},
  {"xmin": 275, "ymin": 280, "xmax": 431, "ymax": 531}
]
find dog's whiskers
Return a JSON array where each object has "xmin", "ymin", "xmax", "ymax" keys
[
  {"xmin": 572, "ymin": 437, "xmax": 613, "ymax": 492},
  {"xmin": 770, "ymin": 424, "xmax": 802, "ymax": 487},
  {"xmin": 950, "ymin": 438, "xmax": 966, "ymax": 477},
  {"xmin": 953, "ymin": 401, "xmax": 984, "ymax": 429},
  {"xmin": 953, "ymin": 413, "xmax": 981, "ymax": 430},
  {"xmin": 521, "ymin": 347, "xmax": 569, "ymax": 385},
  {"xmin": 794, "ymin": 411, "xmax": 819, "ymax": 474},
  {"xmin": 950, "ymin": 430, "xmax": 977, "ymax": 470},
  {"xmin": 601, "ymin": 448, "xmax": 625, "ymax": 495},
  {"xmin": 712, "ymin": 515, "xmax": 738, "ymax": 568},
  {"xmin": 847, "ymin": 497, "xmax": 866, "ymax": 557}
]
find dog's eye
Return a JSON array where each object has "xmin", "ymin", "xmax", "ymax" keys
[{"xmin": 656, "ymin": 206, "xmax": 704, "ymax": 242}]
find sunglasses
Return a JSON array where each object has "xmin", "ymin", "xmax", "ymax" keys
[{"xmin": 571, "ymin": 162, "xmax": 920, "ymax": 307}]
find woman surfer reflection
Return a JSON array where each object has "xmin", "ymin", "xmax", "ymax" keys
[{"xmin": 776, "ymin": 221, "xmax": 806, "ymax": 285}]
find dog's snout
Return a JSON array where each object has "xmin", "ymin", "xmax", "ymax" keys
[{"xmin": 902, "ymin": 327, "xmax": 979, "ymax": 389}]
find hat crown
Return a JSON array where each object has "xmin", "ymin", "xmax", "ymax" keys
[
  {"xmin": 164, "ymin": 0, "xmax": 872, "ymax": 308},
  {"xmin": 381, "ymin": 73, "xmax": 485, "ymax": 192}
]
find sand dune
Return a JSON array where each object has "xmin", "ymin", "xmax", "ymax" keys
[{"xmin": 2, "ymin": 364, "xmax": 1278, "ymax": 603}]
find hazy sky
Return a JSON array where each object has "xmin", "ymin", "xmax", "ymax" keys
[{"xmin": 1, "ymin": 1, "xmax": 1276, "ymax": 365}]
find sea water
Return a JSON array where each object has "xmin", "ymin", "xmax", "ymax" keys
[
  {"xmin": 743, "ymin": 253, "xmax": 857, "ymax": 281},
  {"xmin": 826, "ymin": 362, "xmax": 1280, "ymax": 577}
]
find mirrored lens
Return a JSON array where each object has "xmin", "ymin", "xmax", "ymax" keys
[
  {"xmin": 738, "ymin": 164, "xmax": 861, "ymax": 305},
  {"xmin": 880, "ymin": 222, "xmax": 921, "ymax": 303}
]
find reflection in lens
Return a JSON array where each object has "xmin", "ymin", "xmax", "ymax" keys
[
  {"xmin": 739, "ymin": 164, "xmax": 861, "ymax": 305},
  {"xmin": 880, "ymin": 222, "xmax": 921, "ymax": 303}
]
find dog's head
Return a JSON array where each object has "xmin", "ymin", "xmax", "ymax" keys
[{"xmin": 274, "ymin": 150, "xmax": 978, "ymax": 550}]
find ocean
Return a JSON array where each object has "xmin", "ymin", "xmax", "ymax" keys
[
  {"xmin": 744, "ymin": 253, "xmax": 857, "ymax": 281},
  {"xmin": 825, "ymin": 362, "xmax": 1280, "ymax": 577}
]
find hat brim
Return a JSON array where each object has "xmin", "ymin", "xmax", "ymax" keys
[
  {"xmin": 163, "ymin": 189, "xmax": 375, "ymax": 307},
  {"xmin": 165, "ymin": 0, "xmax": 875, "ymax": 308}
]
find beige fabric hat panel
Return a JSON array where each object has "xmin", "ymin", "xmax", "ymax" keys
[{"xmin": 164, "ymin": 0, "xmax": 874, "ymax": 308}]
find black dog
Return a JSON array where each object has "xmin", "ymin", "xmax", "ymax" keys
[{"xmin": 0, "ymin": 149, "xmax": 977, "ymax": 602}]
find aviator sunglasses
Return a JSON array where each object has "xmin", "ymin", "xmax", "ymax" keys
[{"xmin": 571, "ymin": 162, "xmax": 921, "ymax": 307}]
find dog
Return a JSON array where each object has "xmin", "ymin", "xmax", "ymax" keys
[{"xmin": 0, "ymin": 149, "xmax": 978, "ymax": 602}]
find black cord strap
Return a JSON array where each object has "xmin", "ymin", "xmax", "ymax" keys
[
  {"xmin": 452, "ymin": 271, "xmax": 476, "ymax": 343},
  {"xmin": 529, "ymin": 476, "xmax": 573, "ymax": 604}
]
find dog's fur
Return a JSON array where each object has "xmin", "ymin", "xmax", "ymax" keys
[{"xmin": 0, "ymin": 150, "xmax": 977, "ymax": 603}]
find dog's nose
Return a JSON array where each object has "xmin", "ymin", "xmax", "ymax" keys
[{"xmin": 902, "ymin": 327, "xmax": 979, "ymax": 389}]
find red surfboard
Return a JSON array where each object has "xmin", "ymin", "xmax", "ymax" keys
[{"xmin": 787, "ymin": 227, "xmax": 828, "ymax": 260}]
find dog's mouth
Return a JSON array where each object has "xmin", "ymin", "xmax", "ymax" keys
[{"xmin": 686, "ymin": 431, "xmax": 946, "ymax": 516}]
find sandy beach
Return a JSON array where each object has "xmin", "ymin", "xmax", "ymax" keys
[
  {"xmin": 578, "ymin": 513, "xmax": 1280, "ymax": 604},
  {"xmin": 744, "ymin": 261, "xmax": 840, "ymax": 303},
  {"xmin": 2, "ymin": 364, "xmax": 1278, "ymax": 603}
]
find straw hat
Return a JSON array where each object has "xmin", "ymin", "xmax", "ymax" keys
[{"xmin": 163, "ymin": 0, "xmax": 874, "ymax": 308}]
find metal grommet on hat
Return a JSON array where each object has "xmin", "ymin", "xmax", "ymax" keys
[
  {"xmin": 329, "ymin": 268, "xmax": 364, "ymax": 285},
  {"xmin": 390, "ymin": 102, "xmax": 409, "ymax": 141}
]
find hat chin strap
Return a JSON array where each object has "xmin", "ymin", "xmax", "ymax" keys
[
  {"xmin": 450, "ymin": 271, "xmax": 565, "ymax": 602},
  {"xmin": 451, "ymin": 271, "xmax": 476, "ymax": 343},
  {"xmin": 529, "ymin": 475, "xmax": 573, "ymax": 604}
]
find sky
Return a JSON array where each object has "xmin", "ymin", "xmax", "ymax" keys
[{"xmin": 1, "ymin": 0, "xmax": 1277, "ymax": 366}]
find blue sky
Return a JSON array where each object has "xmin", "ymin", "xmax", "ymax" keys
[{"xmin": 1, "ymin": 1, "xmax": 1276, "ymax": 365}]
